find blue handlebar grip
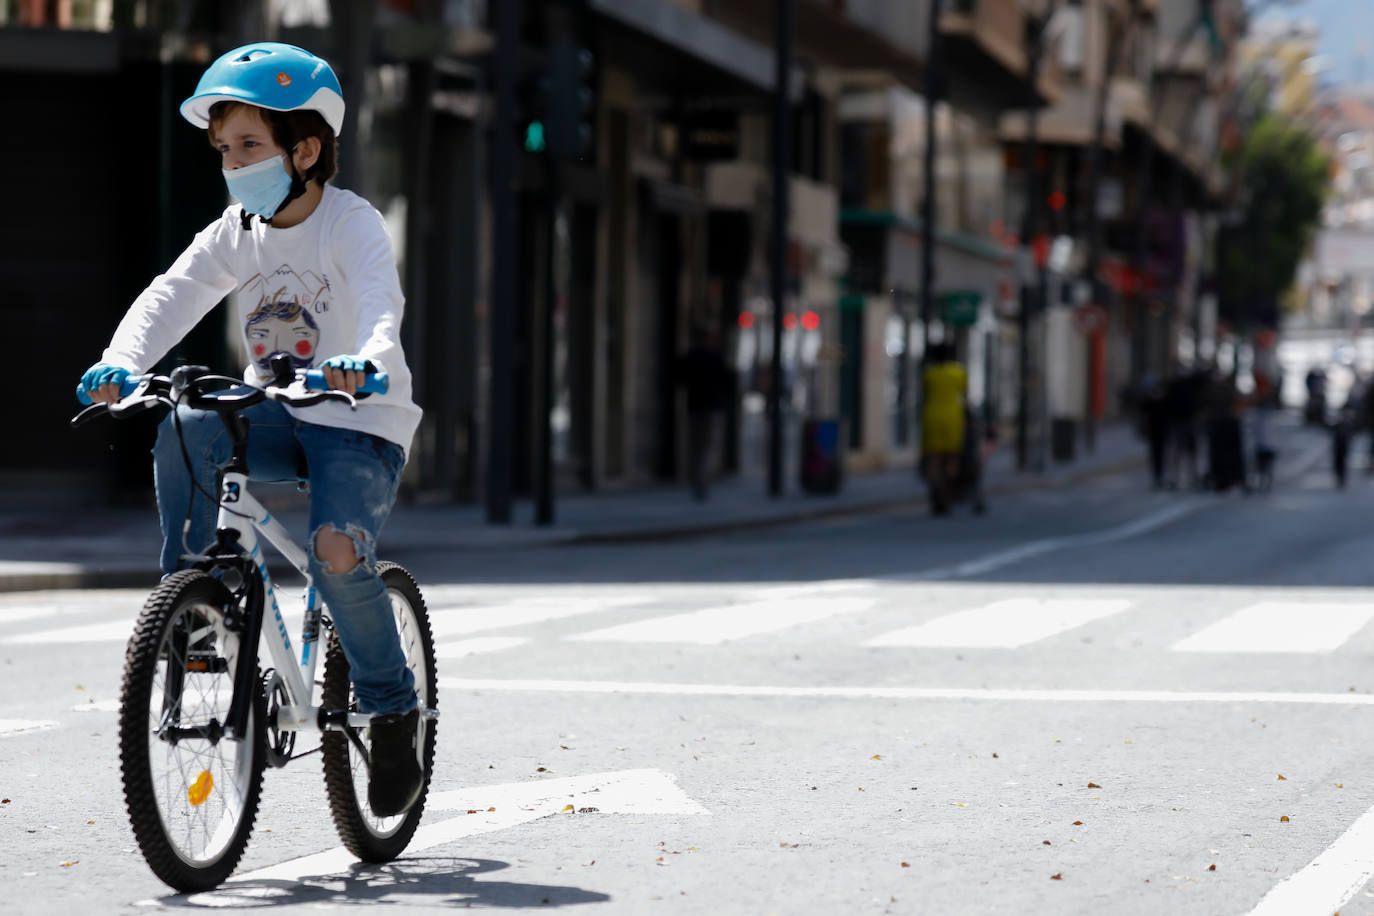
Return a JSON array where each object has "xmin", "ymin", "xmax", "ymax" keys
[
  {"xmin": 76, "ymin": 374, "xmax": 146, "ymax": 406},
  {"xmin": 303, "ymin": 370, "xmax": 389, "ymax": 395}
]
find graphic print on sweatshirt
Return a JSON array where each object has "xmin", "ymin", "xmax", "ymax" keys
[{"xmin": 239, "ymin": 265, "xmax": 331, "ymax": 373}]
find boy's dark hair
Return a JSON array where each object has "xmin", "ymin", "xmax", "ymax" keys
[{"xmin": 207, "ymin": 100, "xmax": 338, "ymax": 185}]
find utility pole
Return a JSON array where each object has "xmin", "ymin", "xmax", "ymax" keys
[
  {"xmin": 486, "ymin": 0, "xmax": 518, "ymax": 524},
  {"xmin": 1080, "ymin": 0, "xmax": 1140, "ymax": 453},
  {"xmin": 1016, "ymin": 1, "xmax": 1056, "ymax": 471},
  {"xmin": 918, "ymin": 0, "xmax": 942, "ymax": 444},
  {"xmin": 768, "ymin": 0, "xmax": 794, "ymax": 498}
]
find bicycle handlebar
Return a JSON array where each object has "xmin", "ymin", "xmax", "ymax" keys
[{"xmin": 71, "ymin": 362, "xmax": 389, "ymax": 428}]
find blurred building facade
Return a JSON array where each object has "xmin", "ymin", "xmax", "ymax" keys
[
  {"xmin": 1301, "ymin": 55, "xmax": 1374, "ymax": 329},
  {"xmin": 2, "ymin": 0, "xmax": 1250, "ymax": 506}
]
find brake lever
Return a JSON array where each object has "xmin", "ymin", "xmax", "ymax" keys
[
  {"xmin": 108, "ymin": 396, "xmax": 161, "ymax": 419},
  {"xmin": 266, "ymin": 384, "xmax": 358, "ymax": 410},
  {"xmin": 70, "ymin": 402, "xmax": 110, "ymax": 428}
]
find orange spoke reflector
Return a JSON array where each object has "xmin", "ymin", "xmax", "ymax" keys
[{"xmin": 188, "ymin": 771, "xmax": 214, "ymax": 806}]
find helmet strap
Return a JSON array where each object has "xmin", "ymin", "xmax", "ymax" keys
[{"xmin": 262, "ymin": 171, "xmax": 309, "ymax": 224}]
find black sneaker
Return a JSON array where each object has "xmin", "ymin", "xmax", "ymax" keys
[{"xmin": 367, "ymin": 707, "xmax": 423, "ymax": 817}]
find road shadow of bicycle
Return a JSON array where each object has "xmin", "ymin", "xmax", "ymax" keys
[{"xmin": 160, "ymin": 856, "xmax": 610, "ymax": 908}]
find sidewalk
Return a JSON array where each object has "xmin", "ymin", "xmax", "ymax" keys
[{"xmin": 0, "ymin": 418, "xmax": 1327, "ymax": 593}]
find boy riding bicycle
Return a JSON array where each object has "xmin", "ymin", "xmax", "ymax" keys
[{"xmin": 76, "ymin": 42, "xmax": 425, "ymax": 817}]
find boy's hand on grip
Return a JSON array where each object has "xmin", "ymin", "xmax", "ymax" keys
[
  {"xmin": 320, "ymin": 354, "xmax": 374, "ymax": 397},
  {"xmin": 76, "ymin": 362, "xmax": 132, "ymax": 405}
]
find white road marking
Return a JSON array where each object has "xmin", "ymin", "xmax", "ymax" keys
[
  {"xmin": 1245, "ymin": 801, "xmax": 1374, "ymax": 916},
  {"xmin": 434, "ymin": 636, "xmax": 528, "ymax": 658},
  {"xmin": 440, "ymin": 677, "xmax": 1374, "ymax": 705},
  {"xmin": 151, "ymin": 769, "xmax": 705, "ymax": 906},
  {"xmin": 568, "ymin": 595, "xmax": 876, "ymax": 644},
  {"xmin": 865, "ymin": 598, "xmax": 1134, "ymax": 648},
  {"xmin": 426, "ymin": 594, "xmax": 657, "ymax": 639},
  {"xmin": 0, "ymin": 719, "xmax": 58, "ymax": 737},
  {"xmin": 907, "ymin": 500, "xmax": 1206, "ymax": 579},
  {"xmin": 2, "ymin": 619, "xmax": 132, "ymax": 644},
  {"xmin": 1173, "ymin": 601, "xmax": 1374, "ymax": 653},
  {"xmin": 72, "ymin": 699, "xmax": 121, "ymax": 713}
]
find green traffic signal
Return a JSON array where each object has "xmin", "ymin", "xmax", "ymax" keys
[{"xmin": 524, "ymin": 120, "xmax": 546, "ymax": 153}]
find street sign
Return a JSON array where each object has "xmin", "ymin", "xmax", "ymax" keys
[
  {"xmin": 941, "ymin": 290, "xmax": 982, "ymax": 327},
  {"xmin": 1073, "ymin": 303, "xmax": 1108, "ymax": 338}
]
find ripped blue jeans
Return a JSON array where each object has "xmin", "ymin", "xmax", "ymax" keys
[{"xmin": 153, "ymin": 399, "xmax": 416, "ymax": 715}]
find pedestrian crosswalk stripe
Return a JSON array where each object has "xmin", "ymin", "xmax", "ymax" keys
[
  {"xmin": 1172, "ymin": 602, "xmax": 1374, "ymax": 653},
  {"xmin": 0, "ymin": 719, "xmax": 58, "ymax": 737},
  {"xmin": 426, "ymin": 594, "xmax": 658, "ymax": 640},
  {"xmin": 864, "ymin": 598, "xmax": 1134, "ymax": 649},
  {"xmin": 434, "ymin": 636, "xmax": 528, "ymax": 658},
  {"xmin": 2, "ymin": 619, "xmax": 133, "ymax": 644},
  {"xmin": 569, "ymin": 595, "xmax": 876, "ymax": 645}
]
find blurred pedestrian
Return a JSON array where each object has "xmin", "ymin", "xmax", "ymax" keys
[
  {"xmin": 1203, "ymin": 371, "xmax": 1248, "ymax": 493},
  {"xmin": 1164, "ymin": 370, "xmax": 1203, "ymax": 489},
  {"xmin": 1305, "ymin": 367, "xmax": 1327, "ymax": 425},
  {"xmin": 1134, "ymin": 373, "xmax": 1169, "ymax": 489},
  {"xmin": 921, "ymin": 342, "xmax": 967, "ymax": 515},
  {"xmin": 1357, "ymin": 377, "xmax": 1374, "ymax": 474},
  {"xmin": 675, "ymin": 324, "xmax": 732, "ymax": 501}
]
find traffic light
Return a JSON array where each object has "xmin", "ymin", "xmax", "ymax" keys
[{"xmin": 545, "ymin": 39, "xmax": 594, "ymax": 161}]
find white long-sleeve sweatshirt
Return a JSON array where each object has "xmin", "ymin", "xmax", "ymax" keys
[{"xmin": 101, "ymin": 185, "xmax": 422, "ymax": 457}]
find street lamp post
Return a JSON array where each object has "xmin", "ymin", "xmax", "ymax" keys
[
  {"xmin": 918, "ymin": 0, "xmax": 943, "ymax": 456},
  {"xmin": 1016, "ymin": 0, "xmax": 1057, "ymax": 472},
  {"xmin": 768, "ymin": 0, "xmax": 794, "ymax": 498}
]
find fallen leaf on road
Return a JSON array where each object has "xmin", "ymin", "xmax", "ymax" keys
[
  {"xmin": 561, "ymin": 804, "xmax": 574, "ymax": 813},
  {"xmin": 901, "ymin": 862, "xmax": 910, "ymax": 868},
  {"xmin": 1280, "ymin": 815, "xmax": 1290, "ymax": 822},
  {"xmin": 1337, "ymin": 783, "xmax": 1345, "ymax": 788},
  {"xmin": 1208, "ymin": 864, "xmax": 1216, "ymax": 872},
  {"xmin": 1050, "ymin": 873, "xmax": 1063, "ymax": 880},
  {"xmin": 60, "ymin": 861, "xmax": 78, "ymax": 867},
  {"xmin": 1277, "ymin": 774, "xmax": 1286, "ymax": 780},
  {"xmin": 1087, "ymin": 782, "xmax": 1101, "ymax": 789},
  {"xmin": 1043, "ymin": 841, "xmax": 1051, "ymax": 846},
  {"xmin": 1072, "ymin": 821, "xmax": 1083, "ymax": 826},
  {"xmin": 871, "ymin": 755, "xmax": 882, "ymax": 760},
  {"xmin": 1, "ymin": 799, "xmax": 9, "ymax": 804}
]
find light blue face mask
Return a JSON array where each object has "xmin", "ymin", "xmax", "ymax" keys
[{"xmin": 222, "ymin": 153, "xmax": 293, "ymax": 218}]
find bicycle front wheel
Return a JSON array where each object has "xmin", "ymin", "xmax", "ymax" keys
[
  {"xmin": 119, "ymin": 570, "xmax": 266, "ymax": 893},
  {"xmin": 322, "ymin": 561, "xmax": 438, "ymax": 861}
]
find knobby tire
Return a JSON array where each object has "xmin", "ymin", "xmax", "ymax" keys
[
  {"xmin": 119, "ymin": 570, "xmax": 266, "ymax": 892},
  {"xmin": 321, "ymin": 562, "xmax": 438, "ymax": 861}
]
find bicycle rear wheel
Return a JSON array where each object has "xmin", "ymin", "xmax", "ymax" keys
[
  {"xmin": 119, "ymin": 570, "xmax": 266, "ymax": 892},
  {"xmin": 322, "ymin": 561, "xmax": 438, "ymax": 861}
]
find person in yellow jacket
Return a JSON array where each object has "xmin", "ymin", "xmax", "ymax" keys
[{"xmin": 922, "ymin": 342, "xmax": 968, "ymax": 514}]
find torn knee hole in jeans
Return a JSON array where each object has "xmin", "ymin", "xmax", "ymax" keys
[{"xmin": 310, "ymin": 523, "xmax": 377, "ymax": 574}]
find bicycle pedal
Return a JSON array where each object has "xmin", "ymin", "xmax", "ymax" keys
[
  {"xmin": 421, "ymin": 707, "xmax": 440, "ymax": 720},
  {"xmin": 185, "ymin": 651, "xmax": 229, "ymax": 674}
]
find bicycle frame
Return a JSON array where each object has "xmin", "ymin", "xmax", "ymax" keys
[{"xmin": 208, "ymin": 468, "xmax": 377, "ymax": 743}]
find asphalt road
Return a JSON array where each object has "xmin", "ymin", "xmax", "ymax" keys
[{"xmin": 5, "ymin": 434, "xmax": 1374, "ymax": 915}]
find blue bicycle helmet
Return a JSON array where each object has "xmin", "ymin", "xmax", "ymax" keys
[{"xmin": 181, "ymin": 42, "xmax": 345, "ymax": 134}]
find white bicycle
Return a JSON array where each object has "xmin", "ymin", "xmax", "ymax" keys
[{"xmin": 72, "ymin": 358, "xmax": 439, "ymax": 892}]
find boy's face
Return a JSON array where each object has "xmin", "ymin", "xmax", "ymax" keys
[{"xmin": 211, "ymin": 106, "xmax": 287, "ymax": 172}]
